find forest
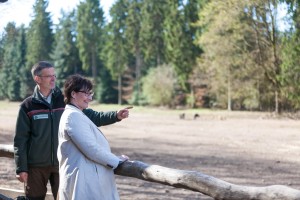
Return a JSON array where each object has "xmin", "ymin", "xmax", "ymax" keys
[{"xmin": 0, "ymin": 0, "xmax": 299, "ymax": 113}]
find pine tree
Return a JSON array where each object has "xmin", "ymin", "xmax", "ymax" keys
[
  {"xmin": 182, "ymin": 0, "xmax": 204, "ymax": 84},
  {"xmin": 125, "ymin": 0, "xmax": 143, "ymax": 104},
  {"xmin": 103, "ymin": 0, "xmax": 129, "ymax": 104},
  {"xmin": 52, "ymin": 10, "xmax": 82, "ymax": 88},
  {"xmin": 77, "ymin": 0, "xmax": 104, "ymax": 84},
  {"xmin": 140, "ymin": 0, "xmax": 166, "ymax": 66},
  {"xmin": 0, "ymin": 23, "xmax": 26, "ymax": 101},
  {"xmin": 25, "ymin": 0, "xmax": 54, "ymax": 95},
  {"xmin": 164, "ymin": 0, "xmax": 192, "ymax": 89},
  {"xmin": 18, "ymin": 25, "xmax": 28, "ymax": 99}
]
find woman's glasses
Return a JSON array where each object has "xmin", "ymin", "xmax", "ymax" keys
[{"xmin": 77, "ymin": 91, "xmax": 94, "ymax": 97}]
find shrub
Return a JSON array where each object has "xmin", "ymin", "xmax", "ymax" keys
[{"xmin": 142, "ymin": 64, "xmax": 177, "ymax": 106}]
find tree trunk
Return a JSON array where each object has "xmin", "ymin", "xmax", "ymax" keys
[
  {"xmin": 1, "ymin": 144, "xmax": 300, "ymax": 200},
  {"xmin": 135, "ymin": 45, "xmax": 142, "ymax": 101},
  {"xmin": 118, "ymin": 74, "xmax": 122, "ymax": 105},
  {"xmin": 227, "ymin": 66, "xmax": 232, "ymax": 111},
  {"xmin": 92, "ymin": 49, "xmax": 97, "ymax": 85}
]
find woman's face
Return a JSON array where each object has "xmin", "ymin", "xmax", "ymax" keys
[{"xmin": 71, "ymin": 89, "xmax": 94, "ymax": 110}]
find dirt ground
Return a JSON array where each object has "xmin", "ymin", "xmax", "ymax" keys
[{"xmin": 0, "ymin": 102, "xmax": 300, "ymax": 200}]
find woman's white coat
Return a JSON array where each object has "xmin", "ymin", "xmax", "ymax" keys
[{"xmin": 57, "ymin": 105, "xmax": 121, "ymax": 200}]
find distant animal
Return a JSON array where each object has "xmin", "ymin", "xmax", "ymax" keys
[
  {"xmin": 194, "ymin": 113, "xmax": 200, "ymax": 120},
  {"xmin": 179, "ymin": 113, "xmax": 185, "ymax": 119}
]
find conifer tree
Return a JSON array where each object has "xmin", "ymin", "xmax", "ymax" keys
[
  {"xmin": 18, "ymin": 25, "xmax": 28, "ymax": 99},
  {"xmin": 77, "ymin": 0, "xmax": 104, "ymax": 84},
  {"xmin": 0, "ymin": 23, "xmax": 26, "ymax": 100},
  {"xmin": 125, "ymin": 0, "xmax": 143, "ymax": 104},
  {"xmin": 25, "ymin": 0, "xmax": 54, "ymax": 95},
  {"xmin": 140, "ymin": 0, "xmax": 166, "ymax": 66},
  {"xmin": 103, "ymin": 0, "xmax": 128, "ymax": 104},
  {"xmin": 164, "ymin": 0, "xmax": 191, "ymax": 89},
  {"xmin": 52, "ymin": 10, "xmax": 82, "ymax": 88}
]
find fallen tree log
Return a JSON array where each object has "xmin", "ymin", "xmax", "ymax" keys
[
  {"xmin": 0, "ymin": 187, "xmax": 53, "ymax": 200},
  {"xmin": 114, "ymin": 161, "xmax": 300, "ymax": 200},
  {"xmin": 0, "ymin": 144, "xmax": 14, "ymax": 158},
  {"xmin": 1, "ymin": 144, "xmax": 300, "ymax": 200}
]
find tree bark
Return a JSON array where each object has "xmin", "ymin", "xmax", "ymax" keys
[{"xmin": 1, "ymin": 144, "xmax": 300, "ymax": 200}]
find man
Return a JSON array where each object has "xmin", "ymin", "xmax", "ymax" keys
[{"xmin": 14, "ymin": 61, "xmax": 131, "ymax": 200}]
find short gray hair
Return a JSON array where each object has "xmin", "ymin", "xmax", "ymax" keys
[{"xmin": 31, "ymin": 61, "xmax": 54, "ymax": 78}]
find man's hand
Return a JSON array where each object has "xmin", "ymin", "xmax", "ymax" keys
[
  {"xmin": 117, "ymin": 106, "xmax": 133, "ymax": 120},
  {"xmin": 16, "ymin": 172, "xmax": 28, "ymax": 183},
  {"xmin": 118, "ymin": 154, "xmax": 129, "ymax": 165}
]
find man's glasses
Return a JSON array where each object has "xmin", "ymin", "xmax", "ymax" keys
[
  {"xmin": 38, "ymin": 74, "xmax": 57, "ymax": 79},
  {"xmin": 77, "ymin": 91, "xmax": 94, "ymax": 97}
]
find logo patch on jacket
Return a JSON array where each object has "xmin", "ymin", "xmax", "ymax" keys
[{"xmin": 33, "ymin": 114, "xmax": 49, "ymax": 120}]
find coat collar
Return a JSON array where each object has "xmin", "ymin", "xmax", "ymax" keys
[
  {"xmin": 32, "ymin": 85, "xmax": 62, "ymax": 101},
  {"xmin": 66, "ymin": 104, "xmax": 83, "ymax": 113}
]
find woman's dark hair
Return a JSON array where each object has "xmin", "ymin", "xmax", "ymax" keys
[{"xmin": 63, "ymin": 74, "xmax": 93, "ymax": 104}]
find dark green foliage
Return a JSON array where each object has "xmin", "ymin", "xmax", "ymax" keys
[
  {"xmin": 77, "ymin": 0, "xmax": 104, "ymax": 83},
  {"xmin": 102, "ymin": 0, "xmax": 129, "ymax": 104},
  {"xmin": 164, "ymin": 0, "xmax": 202, "ymax": 89},
  {"xmin": 95, "ymin": 67, "xmax": 118, "ymax": 104},
  {"xmin": 140, "ymin": 0, "xmax": 166, "ymax": 66},
  {"xmin": 104, "ymin": 0, "xmax": 128, "ymax": 80},
  {"xmin": 125, "ymin": 0, "xmax": 144, "ymax": 104},
  {"xmin": 17, "ymin": 26, "xmax": 28, "ymax": 99},
  {"xmin": 0, "ymin": 23, "xmax": 26, "ymax": 101},
  {"xmin": 51, "ymin": 10, "xmax": 82, "ymax": 88},
  {"xmin": 25, "ymin": 0, "xmax": 54, "ymax": 95}
]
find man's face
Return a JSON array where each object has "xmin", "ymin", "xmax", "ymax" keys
[{"xmin": 35, "ymin": 67, "xmax": 56, "ymax": 91}]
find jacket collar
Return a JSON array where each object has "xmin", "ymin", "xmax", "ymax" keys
[{"xmin": 32, "ymin": 85, "xmax": 62, "ymax": 104}]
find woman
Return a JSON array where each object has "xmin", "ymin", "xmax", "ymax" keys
[{"xmin": 57, "ymin": 74, "xmax": 128, "ymax": 200}]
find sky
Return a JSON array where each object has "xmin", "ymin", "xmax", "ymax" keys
[
  {"xmin": 0, "ymin": 0, "xmax": 116, "ymax": 33},
  {"xmin": 0, "ymin": 0, "xmax": 289, "ymax": 34}
]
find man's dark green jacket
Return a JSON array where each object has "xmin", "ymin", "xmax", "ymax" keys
[{"xmin": 14, "ymin": 86, "xmax": 119, "ymax": 174}]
